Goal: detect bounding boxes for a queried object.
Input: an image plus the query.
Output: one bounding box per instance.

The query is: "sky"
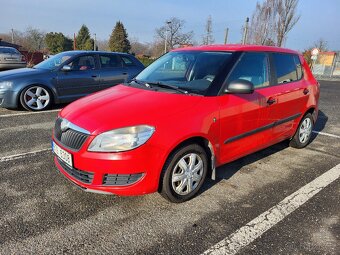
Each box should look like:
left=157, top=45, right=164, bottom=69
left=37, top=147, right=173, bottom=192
left=1, top=0, right=340, bottom=51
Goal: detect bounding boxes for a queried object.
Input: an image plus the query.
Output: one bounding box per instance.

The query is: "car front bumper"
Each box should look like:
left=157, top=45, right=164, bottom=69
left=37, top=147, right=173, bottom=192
left=0, top=90, right=18, bottom=108
left=52, top=137, right=167, bottom=196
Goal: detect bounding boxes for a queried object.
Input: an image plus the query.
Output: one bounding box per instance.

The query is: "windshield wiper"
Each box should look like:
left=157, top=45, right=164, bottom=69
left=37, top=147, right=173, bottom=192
left=145, top=81, right=188, bottom=94
left=129, top=78, right=143, bottom=85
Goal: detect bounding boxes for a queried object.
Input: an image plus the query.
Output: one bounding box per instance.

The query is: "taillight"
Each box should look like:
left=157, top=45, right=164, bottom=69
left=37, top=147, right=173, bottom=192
left=21, top=55, right=26, bottom=62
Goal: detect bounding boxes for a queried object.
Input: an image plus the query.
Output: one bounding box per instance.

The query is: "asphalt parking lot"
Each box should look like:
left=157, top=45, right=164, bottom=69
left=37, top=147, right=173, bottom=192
left=0, top=81, right=339, bottom=254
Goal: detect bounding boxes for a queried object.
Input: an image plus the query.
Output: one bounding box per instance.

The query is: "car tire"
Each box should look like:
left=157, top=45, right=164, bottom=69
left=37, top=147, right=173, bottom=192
left=159, top=144, right=208, bottom=203
left=289, top=113, right=314, bottom=149
left=20, top=85, right=52, bottom=111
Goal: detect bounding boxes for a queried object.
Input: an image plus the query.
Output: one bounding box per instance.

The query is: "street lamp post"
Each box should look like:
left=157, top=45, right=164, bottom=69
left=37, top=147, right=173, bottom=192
left=164, top=21, right=171, bottom=54
left=93, top=33, right=96, bottom=51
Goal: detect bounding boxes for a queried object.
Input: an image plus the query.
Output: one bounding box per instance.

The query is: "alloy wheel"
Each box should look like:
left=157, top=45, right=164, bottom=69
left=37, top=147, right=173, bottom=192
left=23, top=86, right=50, bottom=110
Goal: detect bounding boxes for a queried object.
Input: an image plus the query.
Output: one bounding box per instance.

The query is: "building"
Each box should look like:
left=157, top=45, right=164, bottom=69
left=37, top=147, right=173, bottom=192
left=312, top=51, right=340, bottom=78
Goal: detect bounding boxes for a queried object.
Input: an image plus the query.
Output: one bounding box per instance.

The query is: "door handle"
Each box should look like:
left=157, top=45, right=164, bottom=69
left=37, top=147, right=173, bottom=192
left=91, top=75, right=97, bottom=78
left=303, top=88, right=309, bottom=95
left=267, top=97, right=276, bottom=105
left=122, top=72, right=128, bottom=75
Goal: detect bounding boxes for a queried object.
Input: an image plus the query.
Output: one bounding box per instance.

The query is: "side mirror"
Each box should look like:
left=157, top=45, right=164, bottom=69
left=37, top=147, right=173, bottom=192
left=224, top=79, right=254, bottom=94
left=61, top=65, right=71, bottom=71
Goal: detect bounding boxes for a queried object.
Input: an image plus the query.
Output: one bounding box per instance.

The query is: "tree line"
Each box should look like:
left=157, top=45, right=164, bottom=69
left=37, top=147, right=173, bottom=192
left=0, top=18, right=194, bottom=58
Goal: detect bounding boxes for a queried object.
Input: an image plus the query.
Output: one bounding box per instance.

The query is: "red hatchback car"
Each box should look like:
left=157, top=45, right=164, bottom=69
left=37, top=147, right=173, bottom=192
left=52, top=45, right=319, bottom=202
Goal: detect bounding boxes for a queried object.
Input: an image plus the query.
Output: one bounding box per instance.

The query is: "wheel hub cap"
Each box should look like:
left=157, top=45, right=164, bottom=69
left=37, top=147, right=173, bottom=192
left=171, top=153, right=204, bottom=196
left=299, top=118, right=312, bottom=143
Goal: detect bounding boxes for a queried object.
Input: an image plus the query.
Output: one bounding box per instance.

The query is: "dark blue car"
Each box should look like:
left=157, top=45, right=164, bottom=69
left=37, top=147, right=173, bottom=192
left=0, top=51, right=144, bottom=111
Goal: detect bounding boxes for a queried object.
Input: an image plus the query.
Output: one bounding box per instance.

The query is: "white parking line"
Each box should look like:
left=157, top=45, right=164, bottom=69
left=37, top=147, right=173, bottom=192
left=0, top=109, right=60, bottom=118
left=202, top=163, right=340, bottom=255
left=312, top=131, right=340, bottom=139
left=0, top=148, right=51, bottom=162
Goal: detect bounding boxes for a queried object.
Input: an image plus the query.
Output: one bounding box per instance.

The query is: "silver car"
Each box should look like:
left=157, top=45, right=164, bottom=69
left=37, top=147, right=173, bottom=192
left=0, top=47, right=26, bottom=70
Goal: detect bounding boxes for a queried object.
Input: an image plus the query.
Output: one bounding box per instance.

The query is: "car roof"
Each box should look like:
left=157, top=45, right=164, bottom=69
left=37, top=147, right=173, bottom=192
left=63, top=50, right=133, bottom=56
left=0, top=46, right=18, bottom=49
left=172, top=44, right=300, bottom=55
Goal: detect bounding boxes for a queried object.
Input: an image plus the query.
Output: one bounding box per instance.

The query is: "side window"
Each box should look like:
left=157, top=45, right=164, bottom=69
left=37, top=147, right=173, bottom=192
left=67, top=55, right=96, bottom=71
left=121, top=56, right=136, bottom=66
left=228, top=52, right=269, bottom=88
left=100, top=55, right=123, bottom=68
left=293, top=55, right=303, bottom=79
left=273, top=53, right=298, bottom=83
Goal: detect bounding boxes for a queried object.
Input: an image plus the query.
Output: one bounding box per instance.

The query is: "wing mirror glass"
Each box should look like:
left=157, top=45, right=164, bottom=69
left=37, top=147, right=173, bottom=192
left=61, top=65, right=71, bottom=71
left=224, top=79, right=254, bottom=94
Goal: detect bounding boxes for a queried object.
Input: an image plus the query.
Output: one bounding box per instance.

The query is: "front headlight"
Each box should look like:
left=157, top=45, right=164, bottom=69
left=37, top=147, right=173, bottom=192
left=88, top=125, right=155, bottom=152
left=0, top=81, right=12, bottom=90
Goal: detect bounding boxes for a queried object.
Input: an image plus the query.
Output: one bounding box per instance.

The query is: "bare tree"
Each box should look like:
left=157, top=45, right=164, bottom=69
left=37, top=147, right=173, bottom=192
left=155, top=17, right=194, bottom=50
left=202, top=15, right=214, bottom=45
left=248, top=1, right=276, bottom=45
left=248, top=0, right=300, bottom=47
left=130, top=37, right=152, bottom=56
left=96, top=39, right=109, bottom=51
left=275, top=0, right=300, bottom=47
left=303, top=38, right=329, bottom=66
left=313, top=38, right=328, bottom=52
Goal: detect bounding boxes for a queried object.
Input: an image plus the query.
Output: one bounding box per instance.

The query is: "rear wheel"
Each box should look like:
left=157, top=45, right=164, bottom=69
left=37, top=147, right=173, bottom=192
left=289, top=113, right=314, bottom=148
left=159, top=144, right=208, bottom=203
left=20, top=85, right=52, bottom=111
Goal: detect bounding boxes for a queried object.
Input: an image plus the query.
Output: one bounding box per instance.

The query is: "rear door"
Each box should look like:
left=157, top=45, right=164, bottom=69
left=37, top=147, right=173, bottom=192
left=260, top=53, right=307, bottom=144
left=98, top=54, right=128, bottom=90
left=56, top=54, right=101, bottom=100
left=219, top=52, right=271, bottom=163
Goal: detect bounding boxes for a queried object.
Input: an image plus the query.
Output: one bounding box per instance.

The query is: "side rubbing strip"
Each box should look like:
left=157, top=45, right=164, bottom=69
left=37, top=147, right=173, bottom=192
left=224, top=113, right=301, bottom=144
left=274, top=113, right=301, bottom=126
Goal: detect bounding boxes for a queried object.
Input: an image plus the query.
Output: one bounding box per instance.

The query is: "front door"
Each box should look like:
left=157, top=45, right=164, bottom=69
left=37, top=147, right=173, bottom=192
left=56, top=55, right=100, bottom=101
left=219, top=52, right=271, bottom=164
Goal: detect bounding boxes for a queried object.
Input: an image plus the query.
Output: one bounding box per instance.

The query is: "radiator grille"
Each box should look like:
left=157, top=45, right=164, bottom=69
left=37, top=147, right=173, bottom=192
left=54, top=118, right=89, bottom=150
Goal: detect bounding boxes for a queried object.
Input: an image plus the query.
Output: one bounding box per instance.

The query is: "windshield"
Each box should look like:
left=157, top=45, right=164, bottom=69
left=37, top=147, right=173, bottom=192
left=34, top=52, right=76, bottom=70
left=134, top=51, right=233, bottom=94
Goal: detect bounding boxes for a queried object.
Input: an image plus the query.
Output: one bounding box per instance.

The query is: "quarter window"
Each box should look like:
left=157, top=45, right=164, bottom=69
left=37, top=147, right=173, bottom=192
left=273, top=53, right=298, bottom=83
left=121, top=56, right=136, bottom=66
left=293, top=55, right=303, bottom=79
left=227, top=52, right=269, bottom=88
left=100, top=55, right=123, bottom=68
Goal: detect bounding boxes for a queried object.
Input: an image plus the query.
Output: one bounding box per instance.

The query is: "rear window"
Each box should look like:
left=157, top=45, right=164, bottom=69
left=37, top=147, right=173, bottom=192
left=273, top=53, right=300, bottom=83
left=100, top=55, right=123, bottom=68
left=0, top=47, right=20, bottom=54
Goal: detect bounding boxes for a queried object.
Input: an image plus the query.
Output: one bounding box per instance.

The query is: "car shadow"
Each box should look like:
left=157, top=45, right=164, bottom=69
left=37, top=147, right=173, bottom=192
left=200, top=141, right=289, bottom=194
left=310, top=110, right=328, bottom=142
left=5, top=103, right=68, bottom=112
left=199, top=110, right=328, bottom=194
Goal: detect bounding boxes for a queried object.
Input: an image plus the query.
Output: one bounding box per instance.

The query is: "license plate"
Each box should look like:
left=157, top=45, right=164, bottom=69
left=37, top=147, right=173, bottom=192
left=52, top=141, right=73, bottom=168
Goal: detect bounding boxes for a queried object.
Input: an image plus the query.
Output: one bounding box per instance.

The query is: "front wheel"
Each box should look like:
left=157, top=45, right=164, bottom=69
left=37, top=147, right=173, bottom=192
left=289, top=113, right=314, bottom=148
left=159, top=144, right=208, bottom=203
left=20, top=85, right=52, bottom=111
